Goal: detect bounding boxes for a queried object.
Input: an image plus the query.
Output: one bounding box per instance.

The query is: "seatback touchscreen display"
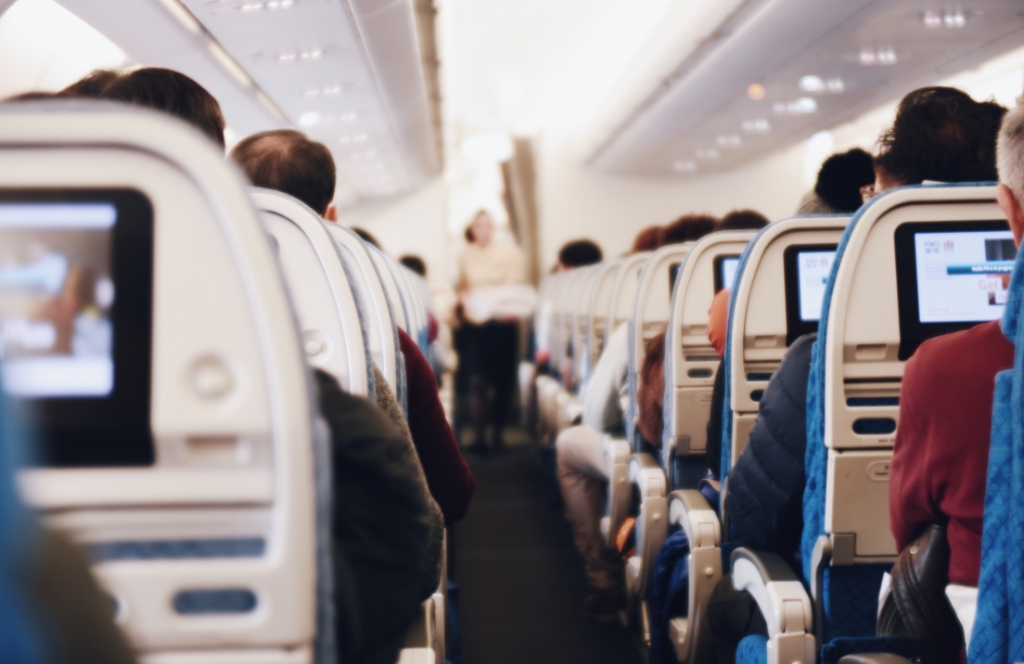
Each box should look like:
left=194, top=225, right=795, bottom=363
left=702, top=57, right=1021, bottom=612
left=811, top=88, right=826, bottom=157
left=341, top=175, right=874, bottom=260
left=0, top=190, right=154, bottom=466
left=895, top=220, right=1013, bottom=360
left=783, top=244, right=837, bottom=345
left=714, top=255, right=740, bottom=293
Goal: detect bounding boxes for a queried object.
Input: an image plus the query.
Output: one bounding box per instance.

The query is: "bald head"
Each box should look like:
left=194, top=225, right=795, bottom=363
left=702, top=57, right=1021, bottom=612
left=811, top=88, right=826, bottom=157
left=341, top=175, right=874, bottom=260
left=230, top=129, right=336, bottom=215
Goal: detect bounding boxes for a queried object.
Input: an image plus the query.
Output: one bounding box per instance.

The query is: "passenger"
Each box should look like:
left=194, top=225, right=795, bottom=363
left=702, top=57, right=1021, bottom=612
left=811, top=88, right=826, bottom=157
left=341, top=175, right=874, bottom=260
left=400, top=254, right=427, bottom=277
left=716, top=209, right=770, bottom=231
left=661, top=213, right=717, bottom=244
left=457, top=210, right=526, bottom=455
left=59, top=69, right=119, bottom=98
left=230, top=129, right=474, bottom=522
left=706, top=86, right=1007, bottom=663
left=797, top=148, right=875, bottom=213
left=887, top=97, right=1019, bottom=590
left=228, top=130, right=449, bottom=662
left=99, top=68, right=226, bottom=149
left=556, top=239, right=603, bottom=271
left=556, top=218, right=715, bottom=622
left=352, top=227, right=381, bottom=248
left=631, top=225, right=663, bottom=253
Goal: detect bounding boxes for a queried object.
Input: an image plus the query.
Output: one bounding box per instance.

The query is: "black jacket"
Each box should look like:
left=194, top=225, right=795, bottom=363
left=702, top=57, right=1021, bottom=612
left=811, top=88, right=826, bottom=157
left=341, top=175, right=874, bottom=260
left=725, top=334, right=815, bottom=562
left=315, top=370, right=434, bottom=664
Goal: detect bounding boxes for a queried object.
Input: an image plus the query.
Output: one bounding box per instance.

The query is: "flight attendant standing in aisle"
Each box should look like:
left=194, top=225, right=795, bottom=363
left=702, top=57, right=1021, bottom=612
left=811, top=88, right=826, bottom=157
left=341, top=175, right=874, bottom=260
left=457, top=210, right=527, bottom=455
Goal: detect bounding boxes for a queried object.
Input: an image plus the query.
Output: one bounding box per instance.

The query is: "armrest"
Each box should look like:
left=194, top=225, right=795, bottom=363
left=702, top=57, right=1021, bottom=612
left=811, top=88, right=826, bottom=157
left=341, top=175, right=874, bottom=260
left=836, top=656, right=913, bottom=664
left=602, top=434, right=631, bottom=466
left=395, top=648, right=435, bottom=664
left=730, top=548, right=816, bottom=664
left=629, top=452, right=667, bottom=499
left=668, top=490, right=720, bottom=550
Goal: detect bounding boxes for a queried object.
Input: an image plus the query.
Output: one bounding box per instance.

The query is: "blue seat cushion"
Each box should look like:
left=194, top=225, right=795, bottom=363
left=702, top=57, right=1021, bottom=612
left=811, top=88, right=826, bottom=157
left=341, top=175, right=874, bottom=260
left=735, top=634, right=768, bottom=664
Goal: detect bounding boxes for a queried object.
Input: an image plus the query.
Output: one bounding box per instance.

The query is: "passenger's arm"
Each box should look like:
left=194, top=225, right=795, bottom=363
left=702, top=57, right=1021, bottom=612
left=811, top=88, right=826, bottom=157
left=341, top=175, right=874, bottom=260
left=397, top=329, right=476, bottom=523
left=888, top=355, right=940, bottom=553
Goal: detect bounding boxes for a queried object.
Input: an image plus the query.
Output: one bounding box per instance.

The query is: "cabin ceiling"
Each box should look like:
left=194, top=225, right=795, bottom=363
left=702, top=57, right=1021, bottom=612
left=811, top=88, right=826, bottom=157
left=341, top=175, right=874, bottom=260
left=54, top=0, right=441, bottom=205
left=589, top=0, right=1024, bottom=177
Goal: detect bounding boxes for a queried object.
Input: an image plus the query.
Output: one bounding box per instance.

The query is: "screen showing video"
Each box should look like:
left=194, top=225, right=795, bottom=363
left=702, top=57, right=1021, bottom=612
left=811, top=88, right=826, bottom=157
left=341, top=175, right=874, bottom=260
left=913, top=230, right=1016, bottom=323
left=0, top=203, right=115, bottom=398
left=796, top=250, right=835, bottom=322
left=717, top=256, right=739, bottom=293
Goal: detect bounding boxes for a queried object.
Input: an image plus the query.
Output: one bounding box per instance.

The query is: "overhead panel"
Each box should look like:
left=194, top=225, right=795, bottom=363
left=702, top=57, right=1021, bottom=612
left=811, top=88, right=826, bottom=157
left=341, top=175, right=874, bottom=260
left=590, top=0, right=1024, bottom=177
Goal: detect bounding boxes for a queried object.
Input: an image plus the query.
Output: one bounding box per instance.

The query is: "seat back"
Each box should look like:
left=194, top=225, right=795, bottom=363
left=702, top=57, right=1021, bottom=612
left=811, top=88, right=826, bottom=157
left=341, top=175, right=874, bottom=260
left=0, top=103, right=319, bottom=661
left=720, top=216, right=849, bottom=482
left=570, top=266, right=601, bottom=391
left=367, top=245, right=411, bottom=334
left=663, top=231, right=754, bottom=484
left=605, top=251, right=651, bottom=349
left=553, top=268, right=587, bottom=385
left=627, top=244, right=691, bottom=449
left=583, top=258, right=624, bottom=386
left=804, top=184, right=1005, bottom=642
left=252, top=189, right=371, bottom=397
left=324, top=224, right=403, bottom=393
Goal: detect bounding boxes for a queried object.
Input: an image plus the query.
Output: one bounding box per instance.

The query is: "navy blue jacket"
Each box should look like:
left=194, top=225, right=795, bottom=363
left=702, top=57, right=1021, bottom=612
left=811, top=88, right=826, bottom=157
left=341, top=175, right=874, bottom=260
left=725, top=334, right=815, bottom=562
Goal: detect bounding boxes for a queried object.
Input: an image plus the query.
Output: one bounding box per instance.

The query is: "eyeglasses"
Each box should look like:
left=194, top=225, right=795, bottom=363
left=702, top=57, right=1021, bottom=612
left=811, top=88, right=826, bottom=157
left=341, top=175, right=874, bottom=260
left=860, top=184, right=877, bottom=204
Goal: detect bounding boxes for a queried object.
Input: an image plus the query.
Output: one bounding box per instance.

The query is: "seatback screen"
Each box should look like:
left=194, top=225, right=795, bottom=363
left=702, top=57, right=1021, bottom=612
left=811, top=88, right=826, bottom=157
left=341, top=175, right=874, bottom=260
left=0, top=190, right=154, bottom=467
left=783, top=244, right=837, bottom=346
left=895, top=220, right=1013, bottom=360
left=714, top=255, right=740, bottom=293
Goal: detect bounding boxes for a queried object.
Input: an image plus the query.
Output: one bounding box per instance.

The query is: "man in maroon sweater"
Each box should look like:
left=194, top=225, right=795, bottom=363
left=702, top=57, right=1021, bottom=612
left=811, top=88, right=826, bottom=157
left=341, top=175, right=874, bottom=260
left=889, top=96, right=1024, bottom=587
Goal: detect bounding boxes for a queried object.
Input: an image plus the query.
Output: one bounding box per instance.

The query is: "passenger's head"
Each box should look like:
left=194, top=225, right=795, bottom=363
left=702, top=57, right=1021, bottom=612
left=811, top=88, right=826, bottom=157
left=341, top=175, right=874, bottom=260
left=352, top=227, right=380, bottom=249
left=60, top=69, right=120, bottom=99
left=230, top=129, right=337, bottom=217
left=996, top=102, right=1024, bottom=248
left=661, top=214, right=718, bottom=245
left=874, top=87, right=1006, bottom=194
left=466, top=210, right=495, bottom=247
left=631, top=225, right=663, bottom=253
left=400, top=255, right=427, bottom=277
left=814, top=148, right=875, bottom=212
left=556, top=240, right=602, bottom=271
left=101, top=68, right=226, bottom=149
left=717, top=209, right=770, bottom=231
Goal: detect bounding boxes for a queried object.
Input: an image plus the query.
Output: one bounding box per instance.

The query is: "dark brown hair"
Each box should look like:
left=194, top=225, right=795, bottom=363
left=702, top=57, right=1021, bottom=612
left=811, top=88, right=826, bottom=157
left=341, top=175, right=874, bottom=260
left=61, top=69, right=120, bottom=99
left=661, top=214, right=718, bottom=245
left=230, top=129, right=336, bottom=215
left=717, top=209, right=770, bottom=231
left=631, top=226, right=663, bottom=253
left=102, top=68, right=225, bottom=148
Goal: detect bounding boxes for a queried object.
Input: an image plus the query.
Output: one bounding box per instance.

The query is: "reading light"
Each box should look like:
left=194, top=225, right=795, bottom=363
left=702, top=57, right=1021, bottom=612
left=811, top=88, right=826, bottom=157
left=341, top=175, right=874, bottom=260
left=774, top=97, right=817, bottom=115
left=298, top=111, right=321, bottom=127
left=672, top=160, right=697, bottom=173
left=943, top=11, right=966, bottom=28
left=859, top=48, right=897, bottom=66
left=742, top=119, right=771, bottom=134
left=799, top=75, right=824, bottom=93
left=747, top=83, right=766, bottom=100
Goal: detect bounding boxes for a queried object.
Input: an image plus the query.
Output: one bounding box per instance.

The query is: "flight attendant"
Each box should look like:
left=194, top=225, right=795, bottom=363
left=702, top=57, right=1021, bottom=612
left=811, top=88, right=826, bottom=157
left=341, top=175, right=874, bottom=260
left=457, top=210, right=526, bottom=454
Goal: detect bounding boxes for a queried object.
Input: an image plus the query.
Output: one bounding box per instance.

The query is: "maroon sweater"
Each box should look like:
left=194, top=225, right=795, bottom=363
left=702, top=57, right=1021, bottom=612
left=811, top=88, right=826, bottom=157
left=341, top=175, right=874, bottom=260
left=889, top=320, right=1013, bottom=586
left=397, top=329, right=475, bottom=523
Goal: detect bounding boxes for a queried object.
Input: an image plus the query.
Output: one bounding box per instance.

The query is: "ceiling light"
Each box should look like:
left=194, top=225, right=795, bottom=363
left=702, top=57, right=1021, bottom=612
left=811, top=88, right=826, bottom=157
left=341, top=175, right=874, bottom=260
left=826, top=78, right=845, bottom=93
left=305, top=88, right=320, bottom=98
left=943, top=11, right=966, bottom=28
left=774, top=97, right=817, bottom=115
left=696, top=148, right=719, bottom=160
left=747, top=83, right=766, bottom=101
left=298, top=111, right=321, bottom=127
left=716, top=135, right=742, bottom=148
left=278, top=51, right=297, bottom=62
left=672, top=160, right=697, bottom=173
left=799, top=75, right=825, bottom=93
left=742, top=119, right=771, bottom=134
left=323, top=85, right=342, bottom=96
left=859, top=48, right=897, bottom=66
left=241, top=2, right=263, bottom=12
left=340, top=112, right=357, bottom=122
left=922, top=10, right=943, bottom=28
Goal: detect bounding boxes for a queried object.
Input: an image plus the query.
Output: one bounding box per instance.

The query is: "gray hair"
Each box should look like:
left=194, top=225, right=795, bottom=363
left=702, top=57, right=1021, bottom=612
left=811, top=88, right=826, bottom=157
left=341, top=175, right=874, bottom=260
left=997, top=99, right=1024, bottom=201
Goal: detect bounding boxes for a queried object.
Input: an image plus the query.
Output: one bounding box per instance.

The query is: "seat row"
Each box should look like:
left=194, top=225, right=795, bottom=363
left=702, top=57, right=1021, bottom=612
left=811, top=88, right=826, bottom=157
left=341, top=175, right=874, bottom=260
left=0, top=102, right=443, bottom=663
left=535, top=182, right=1016, bottom=663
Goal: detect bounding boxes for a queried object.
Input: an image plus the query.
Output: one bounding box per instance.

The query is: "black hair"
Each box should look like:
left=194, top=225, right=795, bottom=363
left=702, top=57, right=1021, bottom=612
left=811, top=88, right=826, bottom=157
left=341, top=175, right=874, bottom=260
left=400, top=255, right=427, bottom=277
left=230, top=129, right=336, bottom=215
left=101, top=68, right=226, bottom=148
left=812, top=148, right=876, bottom=212
left=352, top=227, right=380, bottom=248
left=717, top=209, right=770, bottom=231
left=558, top=240, right=603, bottom=267
left=875, top=87, right=1006, bottom=186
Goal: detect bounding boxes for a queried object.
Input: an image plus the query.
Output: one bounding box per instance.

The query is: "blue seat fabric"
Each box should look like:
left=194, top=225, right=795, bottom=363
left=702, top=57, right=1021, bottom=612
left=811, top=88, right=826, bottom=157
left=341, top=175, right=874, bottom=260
left=649, top=530, right=691, bottom=664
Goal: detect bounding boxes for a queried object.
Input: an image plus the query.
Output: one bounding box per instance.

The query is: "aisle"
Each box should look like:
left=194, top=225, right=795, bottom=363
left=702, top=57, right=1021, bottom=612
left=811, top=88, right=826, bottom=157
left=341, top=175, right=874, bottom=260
left=452, top=439, right=645, bottom=664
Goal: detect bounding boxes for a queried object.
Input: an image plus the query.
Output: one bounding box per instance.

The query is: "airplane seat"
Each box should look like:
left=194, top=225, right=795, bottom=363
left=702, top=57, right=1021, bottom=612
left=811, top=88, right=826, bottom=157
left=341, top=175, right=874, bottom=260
left=583, top=258, right=625, bottom=389
left=735, top=184, right=1006, bottom=664
left=622, top=243, right=692, bottom=642
left=250, top=188, right=372, bottom=398
left=0, top=102, right=321, bottom=663
left=646, top=230, right=753, bottom=664
left=559, top=265, right=601, bottom=431
left=552, top=269, right=591, bottom=436
left=599, top=251, right=651, bottom=548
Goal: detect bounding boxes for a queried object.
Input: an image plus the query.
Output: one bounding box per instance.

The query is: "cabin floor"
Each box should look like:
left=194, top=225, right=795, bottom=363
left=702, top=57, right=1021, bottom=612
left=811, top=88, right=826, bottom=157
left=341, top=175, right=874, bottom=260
left=452, top=429, right=645, bottom=664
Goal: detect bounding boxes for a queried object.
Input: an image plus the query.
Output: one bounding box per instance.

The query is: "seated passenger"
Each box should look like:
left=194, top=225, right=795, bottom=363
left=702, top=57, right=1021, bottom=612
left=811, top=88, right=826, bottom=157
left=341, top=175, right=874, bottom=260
left=796, top=148, right=875, bottom=214
left=556, top=215, right=716, bottom=622
left=706, top=86, right=1007, bottom=663
left=230, top=129, right=475, bottom=523
left=889, top=94, right=1016, bottom=590
left=556, top=239, right=603, bottom=271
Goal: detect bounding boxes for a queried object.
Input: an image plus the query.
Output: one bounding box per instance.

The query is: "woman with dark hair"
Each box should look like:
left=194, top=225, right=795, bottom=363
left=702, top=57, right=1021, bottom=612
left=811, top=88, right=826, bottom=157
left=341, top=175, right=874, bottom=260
left=457, top=210, right=525, bottom=454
